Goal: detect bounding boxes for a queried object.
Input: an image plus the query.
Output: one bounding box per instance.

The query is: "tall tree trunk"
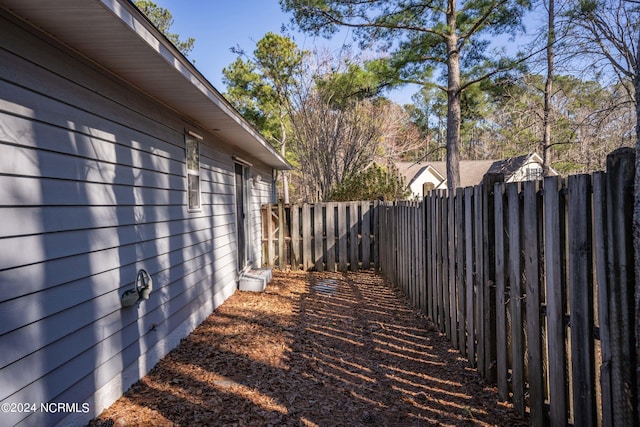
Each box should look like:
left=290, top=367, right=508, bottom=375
left=445, top=0, right=461, bottom=189
left=634, top=26, right=640, bottom=420
left=542, top=0, right=554, bottom=176
left=280, top=113, right=290, bottom=203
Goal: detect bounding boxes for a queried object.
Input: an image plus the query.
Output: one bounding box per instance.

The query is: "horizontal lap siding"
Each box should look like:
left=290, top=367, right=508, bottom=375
left=0, top=12, right=265, bottom=427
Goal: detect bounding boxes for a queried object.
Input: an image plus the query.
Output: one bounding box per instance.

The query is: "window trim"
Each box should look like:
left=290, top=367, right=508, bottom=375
left=185, top=132, right=202, bottom=213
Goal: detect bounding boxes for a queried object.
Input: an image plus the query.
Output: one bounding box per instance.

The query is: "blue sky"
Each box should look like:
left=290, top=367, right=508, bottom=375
left=153, top=1, right=538, bottom=106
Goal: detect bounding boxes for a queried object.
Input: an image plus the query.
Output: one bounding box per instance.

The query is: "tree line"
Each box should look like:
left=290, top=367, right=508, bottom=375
left=134, top=0, right=638, bottom=204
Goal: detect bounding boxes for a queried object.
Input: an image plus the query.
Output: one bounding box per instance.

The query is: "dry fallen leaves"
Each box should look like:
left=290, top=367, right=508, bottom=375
left=89, top=270, right=527, bottom=427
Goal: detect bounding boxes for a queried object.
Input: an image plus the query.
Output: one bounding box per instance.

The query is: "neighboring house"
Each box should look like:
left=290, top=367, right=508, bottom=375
left=484, top=152, right=557, bottom=183
left=395, top=162, right=445, bottom=199
left=0, top=1, right=289, bottom=426
left=431, top=160, right=498, bottom=190
left=396, top=159, right=495, bottom=197
left=397, top=153, right=554, bottom=197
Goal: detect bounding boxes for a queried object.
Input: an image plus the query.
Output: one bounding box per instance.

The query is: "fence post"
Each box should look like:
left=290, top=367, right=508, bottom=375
left=604, top=147, right=637, bottom=427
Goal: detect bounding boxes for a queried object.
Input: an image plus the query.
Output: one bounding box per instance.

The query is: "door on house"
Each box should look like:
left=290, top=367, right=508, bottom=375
left=235, top=163, right=248, bottom=271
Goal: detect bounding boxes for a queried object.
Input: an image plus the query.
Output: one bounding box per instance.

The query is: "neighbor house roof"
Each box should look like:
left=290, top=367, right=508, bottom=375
left=486, top=153, right=540, bottom=176
left=396, top=160, right=496, bottom=190
left=0, top=0, right=290, bottom=170
left=431, top=160, right=497, bottom=188
left=395, top=162, right=445, bottom=187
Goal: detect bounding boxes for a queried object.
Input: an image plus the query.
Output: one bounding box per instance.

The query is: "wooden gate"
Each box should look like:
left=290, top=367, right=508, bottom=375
left=261, top=201, right=379, bottom=271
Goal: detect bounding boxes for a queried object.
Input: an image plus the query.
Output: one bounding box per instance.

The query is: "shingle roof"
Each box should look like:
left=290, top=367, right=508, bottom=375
left=396, top=160, right=497, bottom=188
left=395, top=162, right=444, bottom=186
left=431, top=160, right=497, bottom=188
left=486, top=154, right=531, bottom=176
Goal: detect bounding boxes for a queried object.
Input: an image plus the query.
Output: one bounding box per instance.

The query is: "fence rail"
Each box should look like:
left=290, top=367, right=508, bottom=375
left=261, top=201, right=378, bottom=271
left=261, top=148, right=638, bottom=426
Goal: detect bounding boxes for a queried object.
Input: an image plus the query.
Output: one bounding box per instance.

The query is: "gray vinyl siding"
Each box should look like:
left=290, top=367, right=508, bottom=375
left=0, top=10, right=273, bottom=427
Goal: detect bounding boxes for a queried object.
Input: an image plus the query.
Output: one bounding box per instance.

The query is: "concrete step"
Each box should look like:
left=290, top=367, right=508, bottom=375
left=238, top=268, right=272, bottom=292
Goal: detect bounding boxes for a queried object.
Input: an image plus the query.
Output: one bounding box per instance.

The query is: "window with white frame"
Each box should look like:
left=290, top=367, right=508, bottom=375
left=525, top=166, right=543, bottom=181
left=185, top=133, right=201, bottom=212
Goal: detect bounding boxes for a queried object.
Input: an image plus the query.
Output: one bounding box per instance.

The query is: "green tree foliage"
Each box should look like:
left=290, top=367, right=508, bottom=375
left=280, top=0, right=531, bottom=189
left=223, top=33, right=307, bottom=202
left=327, top=163, right=410, bottom=201
left=315, top=60, right=387, bottom=108
left=223, top=33, right=306, bottom=148
left=133, top=0, right=195, bottom=57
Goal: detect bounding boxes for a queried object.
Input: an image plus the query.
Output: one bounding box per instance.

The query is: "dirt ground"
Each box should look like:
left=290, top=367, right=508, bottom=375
left=89, top=270, right=526, bottom=427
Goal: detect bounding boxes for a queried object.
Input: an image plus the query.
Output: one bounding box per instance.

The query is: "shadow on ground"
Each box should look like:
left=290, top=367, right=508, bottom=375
left=90, top=270, right=526, bottom=427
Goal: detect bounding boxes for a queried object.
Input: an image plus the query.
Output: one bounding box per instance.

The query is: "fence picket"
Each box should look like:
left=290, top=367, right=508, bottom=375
left=448, top=193, right=457, bottom=344
left=494, top=182, right=508, bottom=401
left=482, top=177, right=499, bottom=384
left=302, top=204, right=312, bottom=270
left=442, top=195, right=450, bottom=337
left=593, top=172, right=613, bottom=427
left=427, top=195, right=434, bottom=322
left=456, top=188, right=466, bottom=357
left=464, top=187, right=475, bottom=365
left=337, top=203, right=346, bottom=271
left=291, top=204, right=300, bottom=269
left=326, top=202, right=336, bottom=272
left=544, top=176, right=568, bottom=426
left=362, top=202, right=371, bottom=269
left=523, top=180, right=544, bottom=426
left=278, top=202, right=285, bottom=268
left=507, top=183, right=525, bottom=416
left=604, top=149, right=636, bottom=426
left=568, top=174, right=596, bottom=427
left=314, top=203, right=324, bottom=271
left=474, top=185, right=485, bottom=377
left=350, top=202, right=359, bottom=271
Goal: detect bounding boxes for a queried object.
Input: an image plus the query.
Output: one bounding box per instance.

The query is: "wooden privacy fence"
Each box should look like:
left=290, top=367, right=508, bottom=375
left=378, top=148, right=638, bottom=426
left=261, top=201, right=379, bottom=271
